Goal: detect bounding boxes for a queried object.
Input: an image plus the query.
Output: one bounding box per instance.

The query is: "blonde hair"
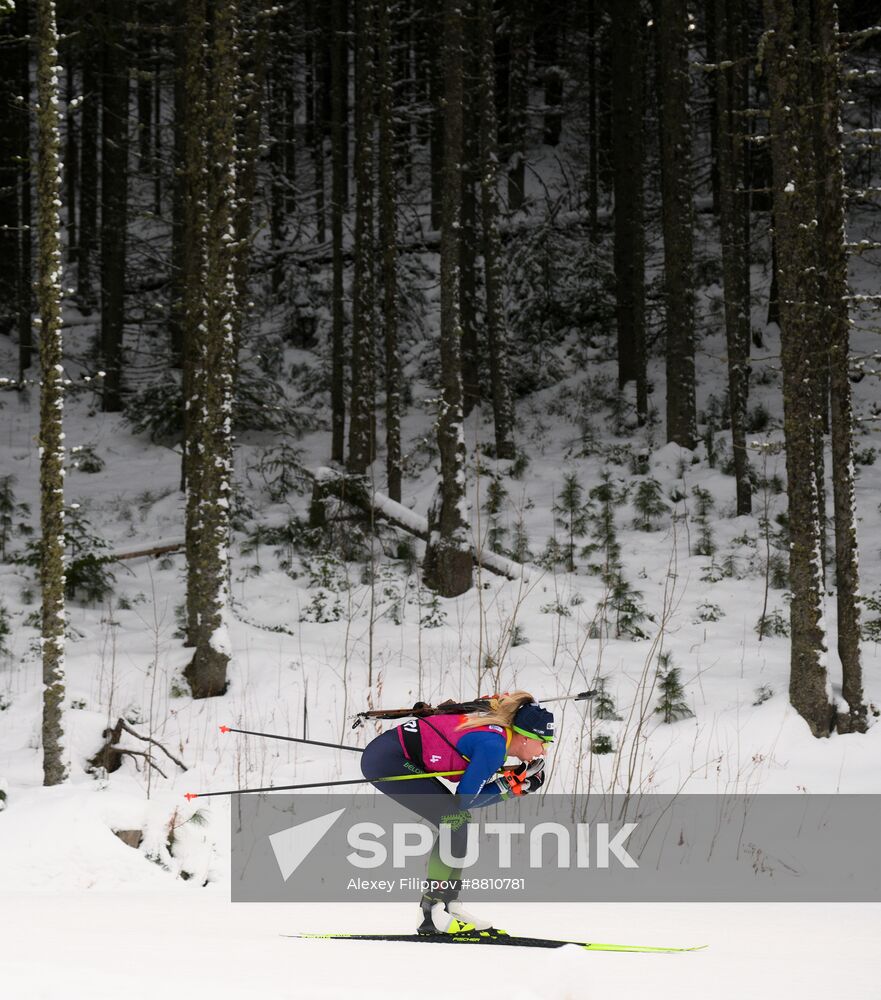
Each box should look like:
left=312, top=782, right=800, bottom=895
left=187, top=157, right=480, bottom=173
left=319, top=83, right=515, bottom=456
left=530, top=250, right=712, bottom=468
left=457, top=690, right=535, bottom=732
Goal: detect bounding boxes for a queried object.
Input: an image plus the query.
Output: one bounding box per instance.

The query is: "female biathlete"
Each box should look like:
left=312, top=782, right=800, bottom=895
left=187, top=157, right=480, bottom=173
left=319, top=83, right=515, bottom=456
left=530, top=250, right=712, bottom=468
left=360, top=691, right=555, bottom=934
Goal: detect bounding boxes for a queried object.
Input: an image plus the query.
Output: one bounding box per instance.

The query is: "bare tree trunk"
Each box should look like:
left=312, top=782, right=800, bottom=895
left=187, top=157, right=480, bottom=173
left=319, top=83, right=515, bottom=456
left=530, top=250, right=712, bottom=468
left=657, top=0, right=697, bottom=450
left=330, top=0, right=348, bottom=464
left=35, top=0, right=68, bottom=786
left=181, top=0, right=207, bottom=617
left=136, top=0, right=153, bottom=170
left=423, top=0, right=472, bottom=598
left=427, top=6, right=444, bottom=231
left=714, top=0, right=752, bottom=513
left=184, top=0, right=238, bottom=700
left=0, top=17, right=17, bottom=335
left=477, top=0, right=515, bottom=460
left=77, top=12, right=98, bottom=310
left=611, top=0, right=647, bottom=423
left=377, top=0, right=402, bottom=502
left=764, top=0, right=834, bottom=738
left=99, top=0, right=129, bottom=413
left=16, top=1, right=32, bottom=377
left=813, top=0, right=866, bottom=734
left=347, top=0, right=377, bottom=474
left=587, top=0, right=600, bottom=239
left=460, top=26, right=481, bottom=417
left=170, top=1, right=186, bottom=368
left=506, top=0, right=528, bottom=212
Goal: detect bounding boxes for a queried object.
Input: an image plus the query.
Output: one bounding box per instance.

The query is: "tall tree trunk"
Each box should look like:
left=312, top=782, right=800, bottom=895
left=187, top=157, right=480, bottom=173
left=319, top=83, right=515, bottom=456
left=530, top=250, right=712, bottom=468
left=657, top=0, right=697, bottom=450
left=477, top=0, right=515, bottom=460
left=427, top=6, right=444, bottom=231
left=764, top=0, right=834, bottom=738
left=35, top=0, right=68, bottom=786
left=136, top=0, right=153, bottom=170
left=377, top=0, right=402, bottom=501
left=16, top=0, right=32, bottom=377
left=423, top=0, right=472, bottom=598
left=170, top=1, right=186, bottom=368
left=99, top=0, right=129, bottom=413
left=310, top=0, right=327, bottom=244
left=184, top=0, right=238, bottom=700
left=715, top=0, right=752, bottom=513
left=347, top=0, right=377, bottom=474
left=77, top=13, right=98, bottom=310
left=330, top=0, right=347, bottom=463
left=587, top=0, right=600, bottom=239
left=611, top=0, right=647, bottom=423
left=182, top=0, right=208, bottom=617
left=153, top=37, right=162, bottom=215
left=0, top=9, right=23, bottom=337
left=460, top=27, right=481, bottom=417
left=506, top=0, right=528, bottom=211
left=704, top=0, right=720, bottom=213
left=535, top=5, right=563, bottom=146
left=813, top=0, right=866, bottom=734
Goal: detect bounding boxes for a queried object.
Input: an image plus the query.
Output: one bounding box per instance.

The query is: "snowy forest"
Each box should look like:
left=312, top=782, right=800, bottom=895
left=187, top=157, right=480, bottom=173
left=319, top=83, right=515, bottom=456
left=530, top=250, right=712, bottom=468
left=1, top=0, right=880, bottom=996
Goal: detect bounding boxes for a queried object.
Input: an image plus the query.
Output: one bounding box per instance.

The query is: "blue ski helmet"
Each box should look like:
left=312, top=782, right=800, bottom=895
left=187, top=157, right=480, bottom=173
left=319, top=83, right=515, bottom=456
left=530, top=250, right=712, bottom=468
left=512, top=702, right=555, bottom=742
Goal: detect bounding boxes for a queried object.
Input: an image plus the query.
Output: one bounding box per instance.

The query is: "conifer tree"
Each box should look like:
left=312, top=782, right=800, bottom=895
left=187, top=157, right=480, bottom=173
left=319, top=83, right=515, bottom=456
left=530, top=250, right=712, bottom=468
left=714, top=0, right=752, bottom=514
left=611, top=0, right=647, bottom=423
left=477, top=0, right=515, bottom=460
left=814, top=0, right=867, bottom=734
left=184, top=0, right=239, bottom=699
left=763, top=0, right=834, bottom=736
left=423, top=0, right=472, bottom=597
left=35, top=0, right=68, bottom=784
left=99, top=0, right=129, bottom=412
left=657, top=0, right=697, bottom=449
left=377, top=0, right=402, bottom=501
left=553, top=473, right=589, bottom=572
left=329, top=0, right=348, bottom=464
left=347, top=0, right=377, bottom=474
left=654, top=653, right=693, bottom=722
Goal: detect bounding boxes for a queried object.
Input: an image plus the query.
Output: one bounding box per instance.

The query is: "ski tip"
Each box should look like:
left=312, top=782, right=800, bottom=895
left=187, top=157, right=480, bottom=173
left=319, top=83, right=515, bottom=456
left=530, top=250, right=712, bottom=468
left=219, top=725, right=230, bottom=734
left=184, top=792, right=199, bottom=801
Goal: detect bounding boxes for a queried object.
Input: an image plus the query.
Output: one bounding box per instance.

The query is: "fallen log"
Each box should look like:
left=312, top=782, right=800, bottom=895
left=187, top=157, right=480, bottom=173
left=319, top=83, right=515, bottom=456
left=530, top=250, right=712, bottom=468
left=308, top=467, right=529, bottom=582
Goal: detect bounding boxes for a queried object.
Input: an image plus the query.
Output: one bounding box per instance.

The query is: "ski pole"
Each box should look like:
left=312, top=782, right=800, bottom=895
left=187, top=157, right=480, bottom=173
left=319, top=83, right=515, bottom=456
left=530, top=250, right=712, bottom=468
left=219, top=724, right=364, bottom=753
left=184, top=769, right=467, bottom=801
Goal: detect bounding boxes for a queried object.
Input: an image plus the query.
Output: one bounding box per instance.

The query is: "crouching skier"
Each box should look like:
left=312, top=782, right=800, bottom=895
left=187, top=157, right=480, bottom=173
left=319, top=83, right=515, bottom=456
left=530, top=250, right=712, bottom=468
left=359, top=690, right=555, bottom=934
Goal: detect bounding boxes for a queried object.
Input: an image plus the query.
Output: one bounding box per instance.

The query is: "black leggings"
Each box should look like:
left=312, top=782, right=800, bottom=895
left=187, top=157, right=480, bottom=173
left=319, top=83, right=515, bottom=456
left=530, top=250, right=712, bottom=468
left=360, top=729, right=469, bottom=898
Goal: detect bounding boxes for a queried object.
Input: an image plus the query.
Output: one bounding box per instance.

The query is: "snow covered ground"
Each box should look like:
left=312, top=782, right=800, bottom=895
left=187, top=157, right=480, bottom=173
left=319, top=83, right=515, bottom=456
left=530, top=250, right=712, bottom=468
left=1, top=891, right=878, bottom=1000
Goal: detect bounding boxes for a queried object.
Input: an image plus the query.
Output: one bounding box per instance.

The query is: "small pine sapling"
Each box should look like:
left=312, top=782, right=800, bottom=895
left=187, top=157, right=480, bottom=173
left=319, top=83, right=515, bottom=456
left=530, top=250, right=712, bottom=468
left=631, top=477, right=669, bottom=531
left=0, top=601, right=10, bottom=656
left=552, top=473, right=589, bottom=572
left=510, top=624, right=529, bottom=646
left=755, top=607, right=789, bottom=639
left=610, top=573, right=652, bottom=640
left=14, top=503, right=115, bottom=604
left=654, top=653, right=693, bottom=722
left=510, top=516, right=532, bottom=563
left=584, top=471, right=622, bottom=581
left=691, top=485, right=716, bottom=556
left=482, top=478, right=509, bottom=552
left=0, top=476, right=32, bottom=561
left=592, top=676, right=621, bottom=720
